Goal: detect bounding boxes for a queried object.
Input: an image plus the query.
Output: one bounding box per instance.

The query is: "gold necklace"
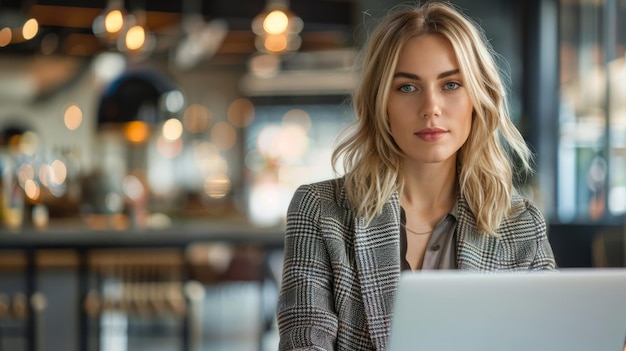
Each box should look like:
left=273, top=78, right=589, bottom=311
left=400, top=222, right=433, bottom=235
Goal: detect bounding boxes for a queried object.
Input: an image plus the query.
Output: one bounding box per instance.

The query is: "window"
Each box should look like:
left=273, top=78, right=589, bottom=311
left=557, top=0, right=626, bottom=223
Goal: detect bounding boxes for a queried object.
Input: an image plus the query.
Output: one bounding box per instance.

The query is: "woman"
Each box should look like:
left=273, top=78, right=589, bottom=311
left=277, top=2, right=556, bottom=350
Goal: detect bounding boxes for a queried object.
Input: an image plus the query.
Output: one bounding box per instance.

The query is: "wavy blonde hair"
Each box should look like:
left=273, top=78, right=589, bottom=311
left=332, top=1, right=533, bottom=236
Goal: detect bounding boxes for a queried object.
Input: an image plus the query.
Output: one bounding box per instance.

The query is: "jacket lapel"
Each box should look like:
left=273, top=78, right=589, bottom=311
left=353, top=192, right=401, bottom=350
left=455, top=195, right=502, bottom=270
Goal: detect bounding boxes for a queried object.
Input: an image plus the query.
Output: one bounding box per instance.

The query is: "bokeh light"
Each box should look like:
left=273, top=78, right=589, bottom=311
left=124, top=121, right=150, bottom=143
left=264, top=34, right=288, bottom=53
left=93, top=52, right=126, bottom=83
left=41, top=33, right=59, bottom=55
left=164, top=90, right=185, bottom=113
left=64, top=104, right=83, bottom=131
left=105, top=9, right=124, bottom=34
left=39, top=164, right=50, bottom=187
left=256, top=122, right=310, bottom=162
left=125, top=25, right=145, bottom=50
left=24, top=180, right=40, bottom=201
left=277, top=124, right=309, bottom=161
left=183, top=104, right=211, bottom=133
left=227, top=98, right=255, bottom=128
left=248, top=183, right=292, bottom=227
left=203, top=173, right=231, bottom=199
left=162, top=118, right=183, bottom=141
left=22, top=18, right=39, bottom=40
left=50, top=159, right=68, bottom=185
left=105, top=192, right=124, bottom=213
left=42, top=161, right=68, bottom=197
left=282, top=109, right=312, bottom=131
left=0, top=28, right=12, bottom=47
left=256, top=125, right=281, bottom=159
left=123, top=174, right=145, bottom=201
left=263, top=10, right=289, bottom=34
left=210, top=122, right=237, bottom=151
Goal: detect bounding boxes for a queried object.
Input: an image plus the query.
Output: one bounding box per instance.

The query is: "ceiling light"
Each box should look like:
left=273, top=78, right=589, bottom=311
left=125, top=24, right=145, bottom=51
left=22, top=18, right=38, bottom=40
left=116, top=11, right=155, bottom=60
left=263, top=10, right=289, bottom=35
left=0, top=27, right=11, bottom=47
left=252, top=0, right=303, bottom=54
left=92, top=0, right=126, bottom=45
left=104, top=9, right=124, bottom=34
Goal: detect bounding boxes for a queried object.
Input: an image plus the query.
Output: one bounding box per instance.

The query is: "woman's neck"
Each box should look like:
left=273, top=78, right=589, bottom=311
left=400, top=160, right=458, bottom=210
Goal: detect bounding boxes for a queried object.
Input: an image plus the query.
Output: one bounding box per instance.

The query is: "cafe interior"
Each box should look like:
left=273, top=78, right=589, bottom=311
left=0, top=0, right=624, bottom=350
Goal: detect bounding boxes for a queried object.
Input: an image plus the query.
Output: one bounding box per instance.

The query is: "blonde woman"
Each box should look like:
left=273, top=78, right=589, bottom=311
left=277, top=1, right=556, bottom=350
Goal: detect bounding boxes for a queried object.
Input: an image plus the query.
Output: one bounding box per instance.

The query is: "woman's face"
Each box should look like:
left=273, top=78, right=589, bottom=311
left=387, top=34, right=473, bottom=167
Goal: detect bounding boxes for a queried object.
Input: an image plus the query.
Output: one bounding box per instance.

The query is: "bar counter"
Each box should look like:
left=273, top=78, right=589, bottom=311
left=0, top=217, right=286, bottom=351
left=0, top=218, right=286, bottom=250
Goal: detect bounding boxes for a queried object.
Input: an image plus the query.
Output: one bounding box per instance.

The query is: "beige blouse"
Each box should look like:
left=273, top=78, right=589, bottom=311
left=400, top=200, right=459, bottom=270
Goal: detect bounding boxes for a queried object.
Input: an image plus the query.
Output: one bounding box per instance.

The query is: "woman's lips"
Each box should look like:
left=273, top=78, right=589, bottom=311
left=415, top=128, right=448, bottom=142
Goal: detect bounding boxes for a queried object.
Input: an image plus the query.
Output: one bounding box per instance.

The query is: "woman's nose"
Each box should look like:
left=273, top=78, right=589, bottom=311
left=420, top=89, right=442, bottom=118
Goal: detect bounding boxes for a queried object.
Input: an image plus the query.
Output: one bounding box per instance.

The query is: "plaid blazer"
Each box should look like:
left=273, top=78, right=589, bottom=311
left=277, top=178, right=556, bottom=351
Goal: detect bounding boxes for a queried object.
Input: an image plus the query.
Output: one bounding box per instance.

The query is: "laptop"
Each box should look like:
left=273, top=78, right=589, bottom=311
left=388, top=269, right=626, bottom=351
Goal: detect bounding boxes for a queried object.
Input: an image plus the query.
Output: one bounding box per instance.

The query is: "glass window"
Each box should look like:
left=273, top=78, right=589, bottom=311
left=607, top=0, right=626, bottom=215
left=557, top=0, right=625, bottom=222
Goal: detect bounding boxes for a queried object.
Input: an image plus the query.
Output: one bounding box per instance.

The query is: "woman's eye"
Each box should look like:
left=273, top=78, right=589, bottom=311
left=444, top=82, right=461, bottom=90
left=399, top=84, right=416, bottom=93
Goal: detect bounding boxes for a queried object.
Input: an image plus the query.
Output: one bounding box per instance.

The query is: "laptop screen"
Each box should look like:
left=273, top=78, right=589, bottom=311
left=388, top=269, right=626, bottom=351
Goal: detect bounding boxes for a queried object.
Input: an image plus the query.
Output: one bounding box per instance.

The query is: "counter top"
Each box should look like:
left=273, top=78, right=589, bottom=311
left=0, top=218, right=286, bottom=249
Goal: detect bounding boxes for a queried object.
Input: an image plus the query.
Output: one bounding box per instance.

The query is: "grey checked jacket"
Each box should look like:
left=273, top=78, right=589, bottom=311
left=277, top=177, right=556, bottom=351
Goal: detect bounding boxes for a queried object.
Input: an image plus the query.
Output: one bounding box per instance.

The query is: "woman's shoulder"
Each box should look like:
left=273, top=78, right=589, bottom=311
left=498, top=194, right=546, bottom=237
left=289, top=177, right=349, bottom=212
left=508, top=194, right=544, bottom=220
left=294, top=177, right=346, bottom=201
left=297, top=177, right=344, bottom=192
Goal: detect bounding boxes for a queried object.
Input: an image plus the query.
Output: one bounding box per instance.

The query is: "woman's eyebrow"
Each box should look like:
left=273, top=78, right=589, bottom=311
left=393, top=69, right=461, bottom=80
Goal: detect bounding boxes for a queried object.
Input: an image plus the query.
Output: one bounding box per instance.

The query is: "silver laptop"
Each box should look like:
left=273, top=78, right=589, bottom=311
left=388, top=269, right=626, bottom=351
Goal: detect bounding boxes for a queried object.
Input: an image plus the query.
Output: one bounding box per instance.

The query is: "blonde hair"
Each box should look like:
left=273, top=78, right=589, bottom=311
left=332, top=1, right=533, bottom=236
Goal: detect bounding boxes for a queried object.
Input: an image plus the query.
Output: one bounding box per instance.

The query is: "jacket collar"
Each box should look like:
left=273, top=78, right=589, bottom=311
left=454, top=194, right=502, bottom=269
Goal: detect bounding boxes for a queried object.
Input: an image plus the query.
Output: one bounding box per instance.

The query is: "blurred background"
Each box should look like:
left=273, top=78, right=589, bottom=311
left=0, top=0, right=624, bottom=350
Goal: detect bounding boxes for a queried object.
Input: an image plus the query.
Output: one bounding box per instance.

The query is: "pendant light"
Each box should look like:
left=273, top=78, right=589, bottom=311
left=251, top=0, right=302, bottom=54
